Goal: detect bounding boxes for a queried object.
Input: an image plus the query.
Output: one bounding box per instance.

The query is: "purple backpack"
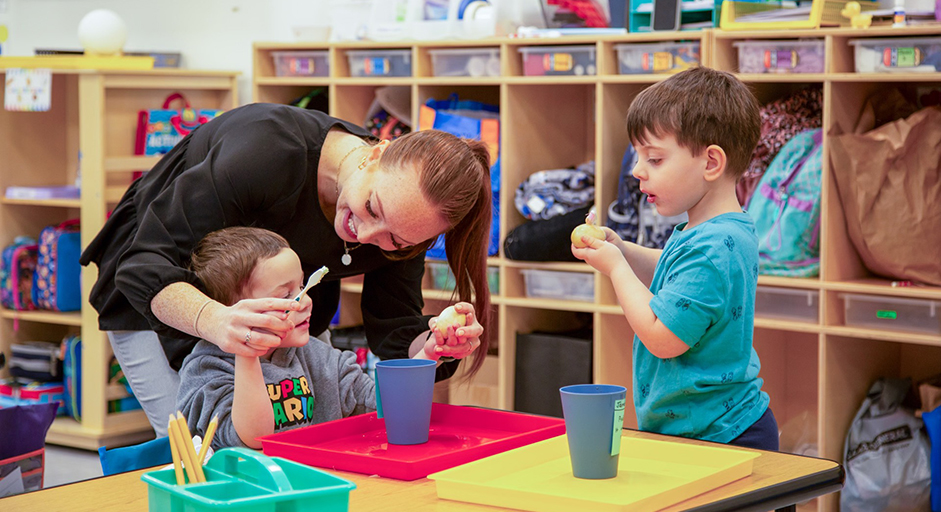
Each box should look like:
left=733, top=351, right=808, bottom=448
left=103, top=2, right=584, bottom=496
left=32, top=219, right=82, bottom=312
left=1, top=236, right=39, bottom=318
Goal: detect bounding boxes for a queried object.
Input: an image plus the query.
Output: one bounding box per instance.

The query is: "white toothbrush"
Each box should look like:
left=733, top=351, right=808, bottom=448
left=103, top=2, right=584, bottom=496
left=285, top=266, right=329, bottom=313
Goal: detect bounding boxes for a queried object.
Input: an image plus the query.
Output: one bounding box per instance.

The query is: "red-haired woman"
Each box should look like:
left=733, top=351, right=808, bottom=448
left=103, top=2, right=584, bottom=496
left=81, top=103, right=492, bottom=437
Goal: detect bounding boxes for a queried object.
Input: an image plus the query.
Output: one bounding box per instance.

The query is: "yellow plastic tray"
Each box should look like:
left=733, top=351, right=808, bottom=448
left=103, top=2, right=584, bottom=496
left=429, top=434, right=759, bottom=512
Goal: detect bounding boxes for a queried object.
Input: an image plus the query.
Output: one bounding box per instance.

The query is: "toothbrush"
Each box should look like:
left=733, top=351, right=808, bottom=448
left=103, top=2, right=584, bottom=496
left=285, top=266, right=329, bottom=314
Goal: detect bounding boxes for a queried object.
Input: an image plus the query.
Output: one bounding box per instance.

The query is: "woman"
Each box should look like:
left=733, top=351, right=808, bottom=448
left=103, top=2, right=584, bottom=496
left=80, top=103, right=492, bottom=437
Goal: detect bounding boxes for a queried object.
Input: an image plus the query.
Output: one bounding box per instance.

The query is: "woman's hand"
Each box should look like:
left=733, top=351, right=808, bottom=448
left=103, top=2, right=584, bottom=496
left=201, top=298, right=301, bottom=356
left=428, top=302, right=482, bottom=360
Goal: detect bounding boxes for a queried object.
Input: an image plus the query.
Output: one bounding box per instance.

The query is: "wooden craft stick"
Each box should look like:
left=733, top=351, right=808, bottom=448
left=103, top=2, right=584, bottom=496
left=175, top=411, right=207, bottom=483
left=168, top=413, right=197, bottom=484
left=168, top=416, right=185, bottom=485
left=197, top=414, right=218, bottom=465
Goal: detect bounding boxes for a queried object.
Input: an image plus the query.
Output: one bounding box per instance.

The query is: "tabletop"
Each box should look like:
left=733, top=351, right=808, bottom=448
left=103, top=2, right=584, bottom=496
left=1, top=429, right=843, bottom=512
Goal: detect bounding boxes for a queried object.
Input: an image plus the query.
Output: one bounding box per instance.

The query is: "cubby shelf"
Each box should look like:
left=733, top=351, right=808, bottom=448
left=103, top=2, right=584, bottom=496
left=0, top=68, right=239, bottom=450
left=251, top=30, right=937, bottom=512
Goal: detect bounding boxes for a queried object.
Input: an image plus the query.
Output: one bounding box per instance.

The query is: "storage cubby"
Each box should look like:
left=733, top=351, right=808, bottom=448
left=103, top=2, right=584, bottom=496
left=255, top=33, right=940, bottom=510
left=0, top=67, right=238, bottom=450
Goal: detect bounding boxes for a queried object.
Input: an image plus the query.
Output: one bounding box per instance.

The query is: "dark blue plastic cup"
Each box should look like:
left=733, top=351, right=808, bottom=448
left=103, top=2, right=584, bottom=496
left=560, top=384, right=628, bottom=479
left=375, top=359, right=437, bottom=445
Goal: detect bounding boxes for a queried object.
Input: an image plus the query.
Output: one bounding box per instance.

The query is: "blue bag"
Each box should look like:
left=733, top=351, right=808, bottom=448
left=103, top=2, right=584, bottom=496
left=419, top=94, right=500, bottom=259
left=924, top=405, right=941, bottom=512
left=747, top=129, right=823, bottom=277
left=99, top=437, right=172, bottom=476
left=32, top=219, right=82, bottom=312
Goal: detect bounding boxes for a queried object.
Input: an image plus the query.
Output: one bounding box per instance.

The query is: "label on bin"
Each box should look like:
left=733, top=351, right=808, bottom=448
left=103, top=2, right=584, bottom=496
left=611, top=398, right=626, bottom=456
left=876, top=309, right=898, bottom=320
left=882, top=47, right=922, bottom=68
left=364, top=57, right=390, bottom=76
left=642, top=52, right=673, bottom=72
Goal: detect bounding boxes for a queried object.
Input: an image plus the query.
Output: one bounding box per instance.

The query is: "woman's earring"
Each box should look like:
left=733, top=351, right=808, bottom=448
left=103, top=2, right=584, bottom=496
left=358, top=155, right=368, bottom=170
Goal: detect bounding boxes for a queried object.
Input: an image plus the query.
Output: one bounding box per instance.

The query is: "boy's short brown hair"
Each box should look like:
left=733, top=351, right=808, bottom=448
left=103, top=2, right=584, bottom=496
left=190, top=227, right=289, bottom=306
left=626, top=67, right=760, bottom=180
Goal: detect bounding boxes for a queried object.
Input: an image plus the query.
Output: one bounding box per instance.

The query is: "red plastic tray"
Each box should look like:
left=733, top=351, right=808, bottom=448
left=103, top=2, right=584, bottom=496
left=257, top=403, right=566, bottom=481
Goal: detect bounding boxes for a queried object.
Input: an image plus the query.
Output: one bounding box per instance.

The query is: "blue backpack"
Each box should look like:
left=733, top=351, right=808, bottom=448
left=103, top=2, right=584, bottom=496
left=747, top=129, right=823, bottom=277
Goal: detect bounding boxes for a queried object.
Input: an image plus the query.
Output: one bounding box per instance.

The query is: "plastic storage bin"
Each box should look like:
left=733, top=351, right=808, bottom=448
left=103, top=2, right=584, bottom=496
left=615, top=41, right=700, bottom=75
left=141, top=447, right=355, bottom=512
left=429, top=262, right=499, bottom=293
left=428, top=261, right=455, bottom=290
left=841, top=293, right=941, bottom=336
left=755, top=286, right=819, bottom=322
left=521, top=269, right=594, bottom=302
left=272, top=50, right=330, bottom=77
left=849, top=37, right=941, bottom=73
left=429, top=47, right=500, bottom=77
left=347, top=49, right=412, bottom=77
left=734, top=40, right=825, bottom=74
left=519, top=45, right=596, bottom=76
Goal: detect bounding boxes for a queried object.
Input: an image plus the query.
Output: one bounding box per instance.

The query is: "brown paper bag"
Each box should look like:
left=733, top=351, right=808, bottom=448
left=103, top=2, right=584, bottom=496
left=829, top=105, right=941, bottom=286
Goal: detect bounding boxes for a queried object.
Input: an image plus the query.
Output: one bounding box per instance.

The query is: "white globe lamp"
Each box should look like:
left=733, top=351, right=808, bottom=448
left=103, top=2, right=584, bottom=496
left=77, top=9, right=127, bottom=56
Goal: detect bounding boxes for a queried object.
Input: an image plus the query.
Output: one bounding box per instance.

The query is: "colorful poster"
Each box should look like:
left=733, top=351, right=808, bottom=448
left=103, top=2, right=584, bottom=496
left=4, top=68, right=51, bottom=112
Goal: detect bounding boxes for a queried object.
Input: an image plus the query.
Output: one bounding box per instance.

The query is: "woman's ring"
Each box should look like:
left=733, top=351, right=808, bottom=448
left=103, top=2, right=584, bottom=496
left=245, top=329, right=253, bottom=344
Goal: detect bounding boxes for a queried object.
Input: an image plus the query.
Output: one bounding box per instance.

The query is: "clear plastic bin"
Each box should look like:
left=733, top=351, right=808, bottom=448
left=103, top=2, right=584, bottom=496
left=429, top=47, right=500, bottom=77
left=347, top=49, right=412, bottom=77
left=841, top=293, right=941, bottom=336
left=272, top=50, right=329, bottom=77
left=428, top=262, right=498, bottom=293
left=519, top=46, right=596, bottom=76
left=521, top=269, right=594, bottom=302
left=615, top=42, right=700, bottom=75
left=755, top=286, right=819, bottom=322
left=428, top=261, right=455, bottom=291
left=734, top=40, right=824, bottom=74
left=849, top=37, right=941, bottom=73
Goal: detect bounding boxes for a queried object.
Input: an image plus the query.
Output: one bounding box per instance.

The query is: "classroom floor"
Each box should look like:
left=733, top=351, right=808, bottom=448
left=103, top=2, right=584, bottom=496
left=43, top=444, right=103, bottom=488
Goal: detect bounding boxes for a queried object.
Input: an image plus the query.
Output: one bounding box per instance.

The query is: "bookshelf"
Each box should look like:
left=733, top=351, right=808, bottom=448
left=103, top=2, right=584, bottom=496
left=0, top=68, right=238, bottom=449
left=246, top=29, right=941, bottom=512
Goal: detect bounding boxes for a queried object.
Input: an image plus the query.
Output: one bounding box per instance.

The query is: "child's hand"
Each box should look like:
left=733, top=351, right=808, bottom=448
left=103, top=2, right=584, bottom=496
left=427, top=302, right=482, bottom=360
left=572, top=234, right=630, bottom=277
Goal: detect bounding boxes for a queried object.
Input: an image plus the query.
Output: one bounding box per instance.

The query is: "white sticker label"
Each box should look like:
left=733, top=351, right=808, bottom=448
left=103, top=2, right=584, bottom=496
left=611, top=398, right=626, bottom=456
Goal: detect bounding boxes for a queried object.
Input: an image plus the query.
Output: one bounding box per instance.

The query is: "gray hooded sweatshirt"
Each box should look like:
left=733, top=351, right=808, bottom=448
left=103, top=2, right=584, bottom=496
left=177, top=337, right=376, bottom=449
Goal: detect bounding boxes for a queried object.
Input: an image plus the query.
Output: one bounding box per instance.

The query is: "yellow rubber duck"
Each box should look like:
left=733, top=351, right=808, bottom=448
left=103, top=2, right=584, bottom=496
left=841, top=1, right=873, bottom=29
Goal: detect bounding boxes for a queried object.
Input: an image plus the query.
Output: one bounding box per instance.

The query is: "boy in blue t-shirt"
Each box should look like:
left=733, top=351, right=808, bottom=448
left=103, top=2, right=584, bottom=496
left=572, top=67, right=777, bottom=450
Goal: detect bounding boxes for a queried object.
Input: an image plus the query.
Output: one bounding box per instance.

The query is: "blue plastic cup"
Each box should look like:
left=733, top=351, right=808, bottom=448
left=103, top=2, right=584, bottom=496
left=560, top=384, right=628, bottom=479
left=375, top=359, right=437, bottom=445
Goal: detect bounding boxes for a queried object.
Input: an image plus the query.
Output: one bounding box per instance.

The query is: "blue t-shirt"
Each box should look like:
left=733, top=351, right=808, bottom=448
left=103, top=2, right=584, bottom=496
left=634, top=212, right=769, bottom=443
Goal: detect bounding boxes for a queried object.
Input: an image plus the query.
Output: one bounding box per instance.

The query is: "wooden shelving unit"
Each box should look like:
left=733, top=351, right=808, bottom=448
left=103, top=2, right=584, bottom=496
left=253, top=29, right=939, bottom=511
left=0, top=67, right=238, bottom=450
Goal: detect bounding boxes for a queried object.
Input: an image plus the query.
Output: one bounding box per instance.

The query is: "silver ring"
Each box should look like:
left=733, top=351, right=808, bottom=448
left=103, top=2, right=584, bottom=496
left=245, top=329, right=253, bottom=344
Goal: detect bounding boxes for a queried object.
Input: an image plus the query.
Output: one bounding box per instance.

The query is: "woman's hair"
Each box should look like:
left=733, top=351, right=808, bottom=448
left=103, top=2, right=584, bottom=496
left=190, top=227, right=290, bottom=306
left=380, top=130, right=493, bottom=378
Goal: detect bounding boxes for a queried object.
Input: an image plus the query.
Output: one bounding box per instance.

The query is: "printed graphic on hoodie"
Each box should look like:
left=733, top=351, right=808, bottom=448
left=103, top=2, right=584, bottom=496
left=267, top=375, right=315, bottom=429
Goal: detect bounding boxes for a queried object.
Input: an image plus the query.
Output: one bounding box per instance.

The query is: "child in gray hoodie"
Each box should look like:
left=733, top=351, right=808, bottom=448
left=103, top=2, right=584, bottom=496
left=177, top=226, right=453, bottom=449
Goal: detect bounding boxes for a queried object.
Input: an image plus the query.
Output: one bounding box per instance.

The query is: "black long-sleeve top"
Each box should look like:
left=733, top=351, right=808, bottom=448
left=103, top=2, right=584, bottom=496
left=81, top=103, right=456, bottom=379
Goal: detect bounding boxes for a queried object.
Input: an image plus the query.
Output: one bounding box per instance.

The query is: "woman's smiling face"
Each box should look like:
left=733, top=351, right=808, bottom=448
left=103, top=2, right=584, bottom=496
left=334, top=159, right=448, bottom=252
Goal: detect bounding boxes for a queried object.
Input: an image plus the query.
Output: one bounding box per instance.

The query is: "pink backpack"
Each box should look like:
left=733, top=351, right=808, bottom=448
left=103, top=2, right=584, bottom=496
left=1, top=237, right=39, bottom=329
